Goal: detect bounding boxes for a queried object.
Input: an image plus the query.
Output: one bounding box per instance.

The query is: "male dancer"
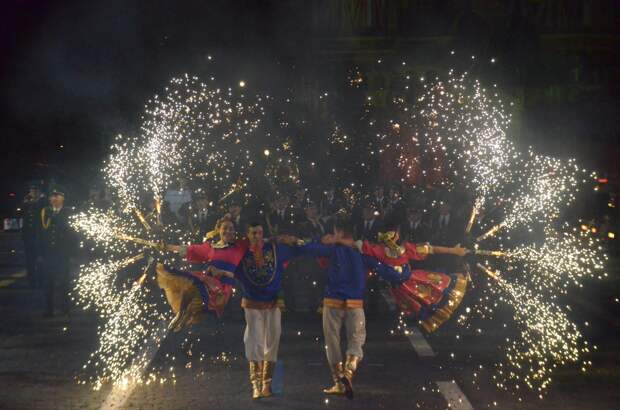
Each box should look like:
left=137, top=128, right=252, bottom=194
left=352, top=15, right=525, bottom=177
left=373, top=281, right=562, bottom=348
left=298, top=219, right=406, bottom=399
left=238, top=222, right=299, bottom=398
left=200, top=221, right=300, bottom=399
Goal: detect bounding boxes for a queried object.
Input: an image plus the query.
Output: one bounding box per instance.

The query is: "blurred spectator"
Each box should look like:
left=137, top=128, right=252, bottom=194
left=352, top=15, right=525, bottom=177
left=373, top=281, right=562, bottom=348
left=371, top=185, right=388, bottom=215
left=228, top=201, right=248, bottom=233
left=430, top=201, right=463, bottom=272
left=292, top=187, right=308, bottom=209
left=85, top=186, right=111, bottom=209
left=179, top=192, right=215, bottom=242
left=355, top=201, right=383, bottom=241
left=298, top=201, right=326, bottom=239
left=164, top=178, right=192, bottom=219
left=432, top=202, right=462, bottom=243
left=385, top=186, right=405, bottom=221
left=144, top=197, right=178, bottom=227
left=21, top=183, right=46, bottom=288
left=401, top=206, right=431, bottom=243
left=269, top=193, right=296, bottom=234
left=291, top=187, right=309, bottom=221
left=320, top=187, right=342, bottom=232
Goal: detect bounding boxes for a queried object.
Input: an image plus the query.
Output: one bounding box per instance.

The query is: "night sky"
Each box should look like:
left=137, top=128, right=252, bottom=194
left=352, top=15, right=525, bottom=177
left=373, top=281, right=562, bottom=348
left=1, top=1, right=618, bottom=205
left=0, top=0, right=311, bottom=198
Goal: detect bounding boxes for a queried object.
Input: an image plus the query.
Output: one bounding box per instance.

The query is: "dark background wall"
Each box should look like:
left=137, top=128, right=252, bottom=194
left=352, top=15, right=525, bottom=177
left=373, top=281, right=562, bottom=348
left=1, top=0, right=618, bottom=211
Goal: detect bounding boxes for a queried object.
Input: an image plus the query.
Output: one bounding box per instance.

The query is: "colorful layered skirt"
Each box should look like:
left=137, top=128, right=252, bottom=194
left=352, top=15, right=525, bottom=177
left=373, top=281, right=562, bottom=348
left=390, top=269, right=467, bottom=333
left=156, top=263, right=233, bottom=326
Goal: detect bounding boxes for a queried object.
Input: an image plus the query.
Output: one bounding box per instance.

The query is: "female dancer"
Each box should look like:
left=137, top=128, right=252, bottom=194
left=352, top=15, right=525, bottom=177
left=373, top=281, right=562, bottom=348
left=331, top=224, right=468, bottom=332
left=157, top=214, right=248, bottom=331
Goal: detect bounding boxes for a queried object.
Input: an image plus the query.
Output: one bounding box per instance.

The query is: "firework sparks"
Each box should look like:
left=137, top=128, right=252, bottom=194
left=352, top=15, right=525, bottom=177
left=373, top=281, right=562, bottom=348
left=504, top=224, right=608, bottom=294
left=71, top=70, right=306, bottom=389
left=389, top=66, right=607, bottom=396
left=476, top=263, right=591, bottom=397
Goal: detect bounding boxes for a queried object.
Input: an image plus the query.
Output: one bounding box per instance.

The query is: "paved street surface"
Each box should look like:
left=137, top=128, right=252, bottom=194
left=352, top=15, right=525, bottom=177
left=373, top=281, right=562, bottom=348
left=1, top=232, right=619, bottom=410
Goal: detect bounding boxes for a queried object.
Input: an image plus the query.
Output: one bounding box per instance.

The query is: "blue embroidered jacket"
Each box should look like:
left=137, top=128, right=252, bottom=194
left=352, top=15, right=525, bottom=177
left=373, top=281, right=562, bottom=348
left=299, top=242, right=402, bottom=302
left=234, top=242, right=299, bottom=302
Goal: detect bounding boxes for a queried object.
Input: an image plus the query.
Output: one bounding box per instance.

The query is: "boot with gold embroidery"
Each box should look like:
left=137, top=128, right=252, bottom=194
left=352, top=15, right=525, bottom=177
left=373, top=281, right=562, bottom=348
left=322, top=362, right=345, bottom=395
left=249, top=361, right=262, bottom=399
left=260, top=361, right=276, bottom=397
left=340, top=355, right=361, bottom=400
left=168, top=292, right=192, bottom=332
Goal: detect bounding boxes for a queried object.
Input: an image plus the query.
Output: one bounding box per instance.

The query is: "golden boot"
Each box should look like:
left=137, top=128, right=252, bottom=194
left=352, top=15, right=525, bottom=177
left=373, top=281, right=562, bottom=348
left=260, top=361, right=276, bottom=397
left=168, top=292, right=193, bottom=332
left=340, top=355, right=361, bottom=400
left=323, top=362, right=345, bottom=395
left=249, top=361, right=262, bottom=399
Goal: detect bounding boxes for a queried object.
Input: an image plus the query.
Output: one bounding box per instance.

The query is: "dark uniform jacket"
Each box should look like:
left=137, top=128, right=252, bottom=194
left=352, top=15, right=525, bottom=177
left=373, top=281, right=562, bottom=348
left=355, top=218, right=383, bottom=242
left=401, top=219, right=431, bottom=243
left=268, top=208, right=297, bottom=235
left=319, top=196, right=342, bottom=232
left=21, top=195, right=46, bottom=242
left=431, top=213, right=463, bottom=246
left=178, top=202, right=215, bottom=241
left=39, top=206, right=76, bottom=262
left=298, top=217, right=327, bottom=240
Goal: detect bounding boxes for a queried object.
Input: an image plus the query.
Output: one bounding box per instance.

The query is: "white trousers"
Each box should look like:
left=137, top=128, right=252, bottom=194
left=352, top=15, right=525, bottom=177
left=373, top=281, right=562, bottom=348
left=243, top=307, right=282, bottom=362
left=322, top=306, right=366, bottom=366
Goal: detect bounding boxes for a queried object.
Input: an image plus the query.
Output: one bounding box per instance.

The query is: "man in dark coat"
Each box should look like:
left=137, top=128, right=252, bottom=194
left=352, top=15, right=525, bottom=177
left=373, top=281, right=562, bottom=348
left=298, top=201, right=327, bottom=239
left=354, top=202, right=383, bottom=242
left=268, top=193, right=297, bottom=235
left=295, top=201, right=327, bottom=312
left=319, top=187, right=342, bottom=233
left=430, top=201, right=463, bottom=273
left=178, top=192, right=215, bottom=242
left=21, top=183, right=46, bottom=288
left=384, top=186, right=405, bottom=222
left=400, top=206, right=431, bottom=243
left=228, top=201, right=249, bottom=234
left=431, top=201, right=463, bottom=246
left=39, top=188, right=76, bottom=316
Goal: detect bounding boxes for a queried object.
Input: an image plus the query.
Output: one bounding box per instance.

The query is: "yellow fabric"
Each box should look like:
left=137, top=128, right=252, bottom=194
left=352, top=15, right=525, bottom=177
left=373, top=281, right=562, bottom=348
left=41, top=208, right=51, bottom=230
left=416, top=243, right=433, bottom=255
left=377, top=231, right=401, bottom=254
left=204, top=228, right=218, bottom=241
left=156, top=263, right=205, bottom=327
left=420, top=273, right=468, bottom=333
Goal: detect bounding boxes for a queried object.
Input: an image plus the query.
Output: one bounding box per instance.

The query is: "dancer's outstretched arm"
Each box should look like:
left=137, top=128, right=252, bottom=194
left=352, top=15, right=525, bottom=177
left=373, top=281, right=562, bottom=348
left=424, top=244, right=468, bottom=257
left=362, top=255, right=410, bottom=284
left=207, top=265, right=235, bottom=279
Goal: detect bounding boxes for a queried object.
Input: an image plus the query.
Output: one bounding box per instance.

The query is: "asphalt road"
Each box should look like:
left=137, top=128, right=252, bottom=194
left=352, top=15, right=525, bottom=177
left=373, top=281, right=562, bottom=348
left=1, top=232, right=619, bottom=410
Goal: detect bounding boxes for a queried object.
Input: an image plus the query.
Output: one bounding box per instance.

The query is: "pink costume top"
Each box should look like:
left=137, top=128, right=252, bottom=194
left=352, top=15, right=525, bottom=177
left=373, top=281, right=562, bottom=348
left=181, top=238, right=249, bottom=316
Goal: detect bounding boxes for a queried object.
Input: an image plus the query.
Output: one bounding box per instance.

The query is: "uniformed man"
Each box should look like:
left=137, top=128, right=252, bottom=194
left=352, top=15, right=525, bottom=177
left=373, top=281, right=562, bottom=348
left=178, top=192, right=215, bottom=242
left=21, top=182, right=46, bottom=288
left=39, top=187, right=76, bottom=317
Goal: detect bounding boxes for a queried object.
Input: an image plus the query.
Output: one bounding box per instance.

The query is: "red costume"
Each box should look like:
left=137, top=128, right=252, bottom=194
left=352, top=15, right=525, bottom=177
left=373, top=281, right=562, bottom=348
left=157, top=239, right=249, bottom=323
left=361, top=241, right=467, bottom=332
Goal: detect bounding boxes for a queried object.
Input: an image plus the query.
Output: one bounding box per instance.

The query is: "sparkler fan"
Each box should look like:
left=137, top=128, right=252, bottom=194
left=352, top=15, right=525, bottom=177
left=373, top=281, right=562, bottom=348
left=401, top=70, right=607, bottom=397
left=70, top=71, right=312, bottom=389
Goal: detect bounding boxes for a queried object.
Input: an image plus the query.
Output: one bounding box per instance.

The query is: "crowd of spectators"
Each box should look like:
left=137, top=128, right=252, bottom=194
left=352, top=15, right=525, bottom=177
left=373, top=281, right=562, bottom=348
left=10, top=175, right=618, bottom=315
left=136, top=182, right=471, bottom=250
